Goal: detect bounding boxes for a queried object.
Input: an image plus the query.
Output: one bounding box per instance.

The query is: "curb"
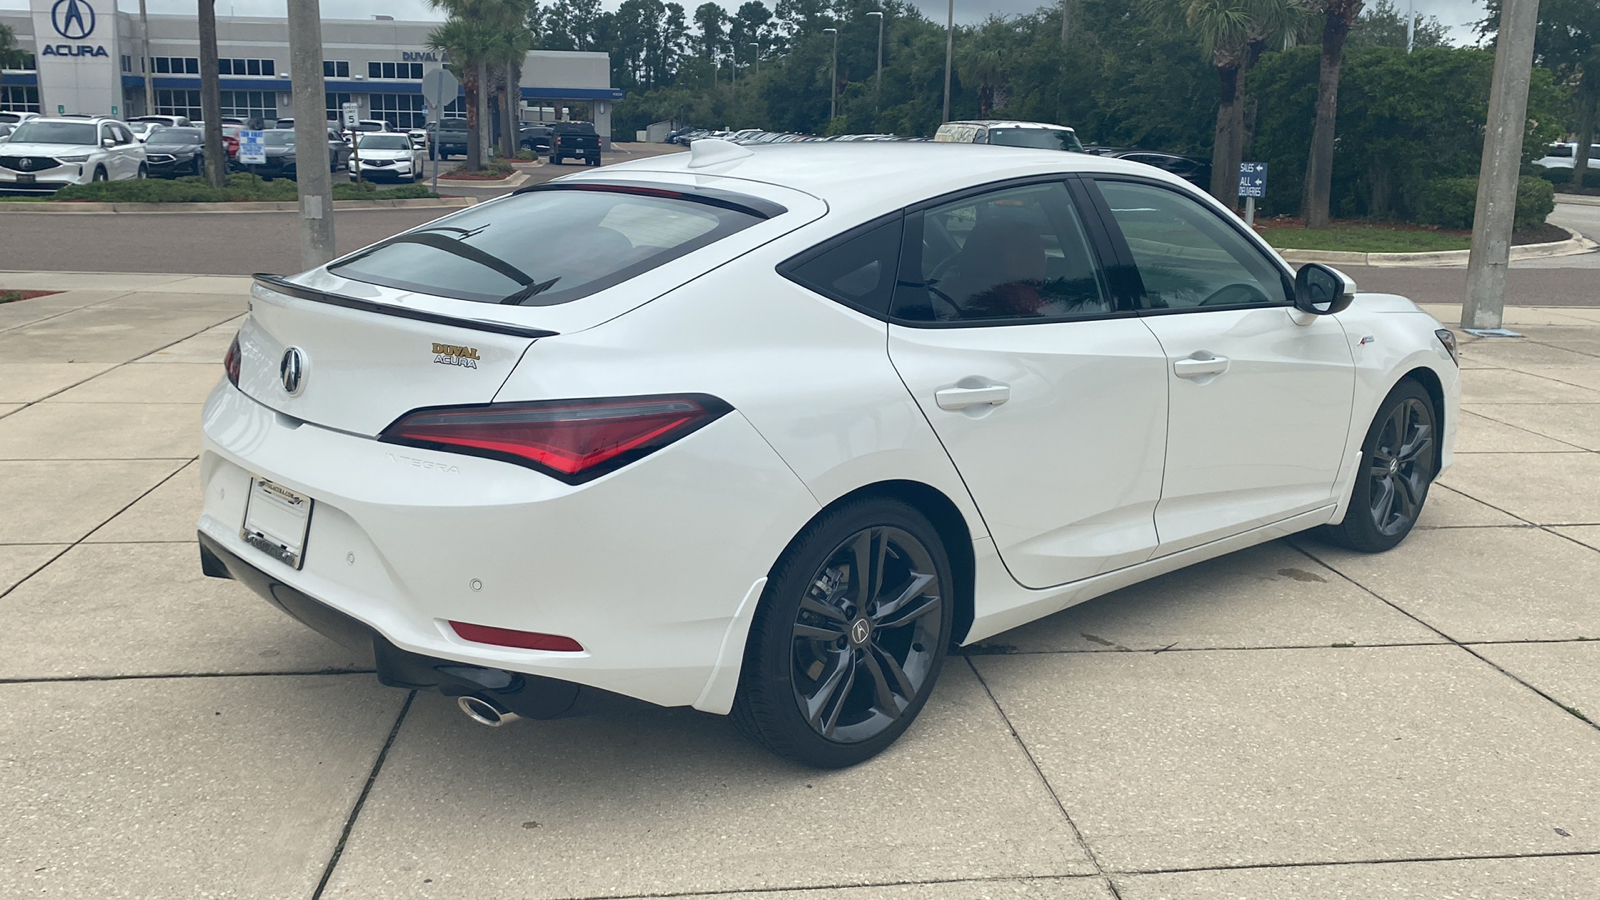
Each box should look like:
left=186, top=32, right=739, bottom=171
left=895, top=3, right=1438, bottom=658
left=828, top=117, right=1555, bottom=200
left=0, top=197, right=478, bottom=214
left=1556, top=193, right=1600, bottom=207
left=1276, top=225, right=1598, bottom=268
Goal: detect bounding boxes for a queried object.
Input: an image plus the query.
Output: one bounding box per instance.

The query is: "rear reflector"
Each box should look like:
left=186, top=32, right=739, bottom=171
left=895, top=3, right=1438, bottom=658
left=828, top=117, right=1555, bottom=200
left=450, top=621, right=584, bottom=652
left=379, top=394, right=732, bottom=484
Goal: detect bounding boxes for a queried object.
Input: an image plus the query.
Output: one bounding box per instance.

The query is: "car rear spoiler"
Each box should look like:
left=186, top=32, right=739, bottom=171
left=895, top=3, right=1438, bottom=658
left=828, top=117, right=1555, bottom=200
left=252, top=274, right=559, bottom=339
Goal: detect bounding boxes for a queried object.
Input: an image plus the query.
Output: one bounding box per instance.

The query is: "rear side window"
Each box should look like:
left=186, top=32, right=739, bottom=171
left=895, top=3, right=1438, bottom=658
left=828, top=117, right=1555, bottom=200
left=779, top=216, right=903, bottom=317
left=328, top=188, right=767, bottom=306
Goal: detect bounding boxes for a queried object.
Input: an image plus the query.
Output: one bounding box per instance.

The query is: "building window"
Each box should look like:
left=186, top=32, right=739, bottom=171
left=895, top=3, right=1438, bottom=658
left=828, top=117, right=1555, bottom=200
left=220, top=91, right=277, bottom=124
left=325, top=92, right=353, bottom=122
left=3, top=53, right=37, bottom=71
left=442, top=97, right=464, bottom=116
left=368, top=62, right=424, bottom=80
left=323, top=60, right=350, bottom=79
left=152, top=57, right=200, bottom=75
left=219, top=58, right=276, bottom=77
left=121, top=55, right=132, bottom=73
left=156, top=89, right=203, bottom=121
left=0, top=85, right=43, bottom=113
left=370, top=93, right=427, bottom=129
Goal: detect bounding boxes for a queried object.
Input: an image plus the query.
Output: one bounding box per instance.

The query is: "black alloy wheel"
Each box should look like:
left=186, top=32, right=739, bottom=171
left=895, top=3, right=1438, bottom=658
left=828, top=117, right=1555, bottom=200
left=734, top=498, right=954, bottom=768
left=1322, top=378, right=1437, bottom=552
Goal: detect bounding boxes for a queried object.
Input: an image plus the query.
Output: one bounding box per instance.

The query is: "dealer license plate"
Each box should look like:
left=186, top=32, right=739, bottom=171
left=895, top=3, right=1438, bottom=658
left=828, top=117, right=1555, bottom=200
left=241, top=478, right=314, bottom=569
left=15, top=173, right=35, bottom=184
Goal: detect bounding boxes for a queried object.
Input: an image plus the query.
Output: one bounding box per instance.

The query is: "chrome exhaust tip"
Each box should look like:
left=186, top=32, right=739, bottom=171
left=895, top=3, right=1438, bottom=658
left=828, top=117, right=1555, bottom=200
left=457, top=694, right=521, bottom=727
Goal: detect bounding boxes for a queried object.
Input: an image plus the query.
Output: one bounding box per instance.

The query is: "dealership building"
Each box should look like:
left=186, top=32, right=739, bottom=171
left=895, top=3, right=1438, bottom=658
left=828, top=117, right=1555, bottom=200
left=0, top=0, right=621, bottom=142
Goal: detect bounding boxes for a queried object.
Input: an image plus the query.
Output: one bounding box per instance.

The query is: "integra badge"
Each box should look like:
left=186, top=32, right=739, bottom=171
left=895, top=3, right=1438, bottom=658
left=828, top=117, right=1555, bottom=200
left=432, top=342, right=480, bottom=369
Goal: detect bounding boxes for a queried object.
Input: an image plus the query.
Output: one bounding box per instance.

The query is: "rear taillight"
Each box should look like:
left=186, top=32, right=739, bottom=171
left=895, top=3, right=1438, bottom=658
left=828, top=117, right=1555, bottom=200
left=450, top=621, right=583, bottom=652
left=379, top=394, right=732, bottom=484
left=224, top=333, right=241, bottom=386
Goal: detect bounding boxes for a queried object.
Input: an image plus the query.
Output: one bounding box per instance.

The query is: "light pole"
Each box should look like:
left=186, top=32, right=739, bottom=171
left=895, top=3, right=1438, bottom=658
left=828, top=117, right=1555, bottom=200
left=1406, top=0, right=1415, bottom=52
left=942, top=0, right=954, bottom=124
left=867, top=11, right=883, bottom=117
left=823, top=27, right=838, bottom=124
left=138, top=0, right=154, bottom=115
left=748, top=42, right=760, bottom=78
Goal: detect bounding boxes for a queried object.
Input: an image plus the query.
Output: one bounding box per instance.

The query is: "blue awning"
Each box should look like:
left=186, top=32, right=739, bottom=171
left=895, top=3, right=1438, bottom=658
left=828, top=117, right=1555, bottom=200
left=115, top=75, right=622, bottom=101
left=2, top=72, right=41, bottom=86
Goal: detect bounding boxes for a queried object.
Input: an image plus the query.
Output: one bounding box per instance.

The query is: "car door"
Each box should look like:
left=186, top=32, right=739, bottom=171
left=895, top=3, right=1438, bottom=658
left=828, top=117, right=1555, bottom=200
left=885, top=179, right=1171, bottom=589
left=1086, top=177, right=1355, bottom=556
left=112, top=123, right=140, bottom=177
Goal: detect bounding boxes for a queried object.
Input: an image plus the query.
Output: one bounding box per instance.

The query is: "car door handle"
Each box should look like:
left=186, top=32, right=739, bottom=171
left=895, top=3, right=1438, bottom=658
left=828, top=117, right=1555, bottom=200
left=1173, top=354, right=1230, bottom=379
left=935, top=383, right=1011, bottom=410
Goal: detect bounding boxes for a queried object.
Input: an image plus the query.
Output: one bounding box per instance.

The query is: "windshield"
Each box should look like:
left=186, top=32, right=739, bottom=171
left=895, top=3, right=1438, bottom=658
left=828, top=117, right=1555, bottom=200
left=359, top=134, right=411, bottom=150
left=328, top=188, right=765, bottom=305
left=152, top=128, right=202, bottom=143
left=129, top=122, right=156, bottom=133
left=8, top=122, right=98, bottom=145
left=264, top=132, right=296, bottom=147
left=987, top=128, right=1084, bottom=152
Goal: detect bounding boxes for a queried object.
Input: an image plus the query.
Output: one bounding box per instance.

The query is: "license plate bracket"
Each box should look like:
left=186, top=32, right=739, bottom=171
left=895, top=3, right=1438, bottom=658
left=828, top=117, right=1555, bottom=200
left=241, top=478, right=314, bottom=569
left=16, top=173, right=36, bottom=184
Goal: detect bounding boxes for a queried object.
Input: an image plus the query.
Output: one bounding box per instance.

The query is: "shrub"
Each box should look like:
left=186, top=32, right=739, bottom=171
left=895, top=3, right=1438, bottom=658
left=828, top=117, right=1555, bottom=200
left=1415, top=177, right=1478, bottom=229
left=1416, top=175, right=1555, bottom=229
left=54, top=174, right=435, bottom=203
left=1514, top=175, right=1555, bottom=228
left=1538, top=167, right=1573, bottom=185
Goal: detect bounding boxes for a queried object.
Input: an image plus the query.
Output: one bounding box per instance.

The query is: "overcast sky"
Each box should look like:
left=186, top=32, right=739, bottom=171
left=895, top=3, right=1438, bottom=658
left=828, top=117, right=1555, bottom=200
left=2, top=0, right=1490, bottom=45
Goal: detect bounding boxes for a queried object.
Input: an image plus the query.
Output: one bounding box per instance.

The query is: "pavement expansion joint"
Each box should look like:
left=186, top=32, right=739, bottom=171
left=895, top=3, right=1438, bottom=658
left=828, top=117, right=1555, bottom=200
left=0, top=669, right=379, bottom=685
left=311, top=690, right=416, bottom=900
left=1106, top=848, right=1600, bottom=877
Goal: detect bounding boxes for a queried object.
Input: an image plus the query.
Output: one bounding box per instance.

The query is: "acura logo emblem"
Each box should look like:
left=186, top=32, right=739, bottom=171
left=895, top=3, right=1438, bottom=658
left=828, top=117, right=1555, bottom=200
left=279, top=347, right=307, bottom=396
left=20, top=159, right=33, bottom=170
left=51, top=0, right=96, bottom=41
left=850, top=618, right=871, bottom=646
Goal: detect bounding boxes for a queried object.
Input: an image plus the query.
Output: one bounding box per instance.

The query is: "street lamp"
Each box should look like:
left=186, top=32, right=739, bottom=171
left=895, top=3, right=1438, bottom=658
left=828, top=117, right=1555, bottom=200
left=866, top=11, right=883, bottom=116
left=748, top=41, right=760, bottom=77
left=823, top=26, right=838, bottom=124
left=942, top=0, right=954, bottom=124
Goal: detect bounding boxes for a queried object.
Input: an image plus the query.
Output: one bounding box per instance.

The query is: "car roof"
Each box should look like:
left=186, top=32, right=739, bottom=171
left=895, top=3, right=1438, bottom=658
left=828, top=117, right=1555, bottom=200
left=946, top=120, right=1077, bottom=132
left=578, top=141, right=1194, bottom=223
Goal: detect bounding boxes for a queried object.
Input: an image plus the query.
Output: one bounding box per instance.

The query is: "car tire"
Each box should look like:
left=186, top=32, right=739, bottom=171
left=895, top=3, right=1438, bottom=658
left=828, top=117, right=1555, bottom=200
left=732, top=497, right=955, bottom=769
left=550, top=154, right=561, bottom=165
left=1320, top=378, right=1438, bottom=553
left=136, top=164, right=148, bottom=180
left=92, top=167, right=107, bottom=182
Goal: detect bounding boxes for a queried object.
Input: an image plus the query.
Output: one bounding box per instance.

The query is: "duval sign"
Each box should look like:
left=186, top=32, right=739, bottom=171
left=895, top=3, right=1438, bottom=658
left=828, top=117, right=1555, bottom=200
left=41, top=0, right=108, bottom=58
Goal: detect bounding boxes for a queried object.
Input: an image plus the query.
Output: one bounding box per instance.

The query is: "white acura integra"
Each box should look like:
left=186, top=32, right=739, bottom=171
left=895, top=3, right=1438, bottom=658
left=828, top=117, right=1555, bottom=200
left=199, top=140, right=1459, bottom=767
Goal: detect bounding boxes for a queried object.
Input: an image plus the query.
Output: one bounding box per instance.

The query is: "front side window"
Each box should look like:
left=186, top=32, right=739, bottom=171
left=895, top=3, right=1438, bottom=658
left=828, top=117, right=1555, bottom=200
left=328, top=187, right=768, bottom=306
left=892, top=181, right=1110, bottom=324
left=1095, top=180, right=1290, bottom=311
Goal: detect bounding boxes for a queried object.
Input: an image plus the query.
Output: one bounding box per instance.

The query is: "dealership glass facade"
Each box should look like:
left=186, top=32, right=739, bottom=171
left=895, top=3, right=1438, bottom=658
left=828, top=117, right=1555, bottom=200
left=0, top=85, right=42, bottom=113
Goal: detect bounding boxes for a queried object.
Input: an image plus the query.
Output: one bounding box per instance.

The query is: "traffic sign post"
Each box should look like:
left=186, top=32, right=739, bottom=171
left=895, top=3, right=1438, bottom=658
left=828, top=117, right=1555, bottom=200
left=421, top=69, right=460, bottom=194
left=239, top=129, right=266, bottom=170
left=343, top=102, right=363, bottom=184
left=1237, top=162, right=1267, bottom=227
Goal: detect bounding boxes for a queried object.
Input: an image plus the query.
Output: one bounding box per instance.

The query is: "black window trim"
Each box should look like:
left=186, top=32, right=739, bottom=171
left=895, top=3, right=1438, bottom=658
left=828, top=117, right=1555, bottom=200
left=1084, top=174, right=1297, bottom=317
left=889, top=174, right=1136, bottom=330
left=776, top=210, right=905, bottom=319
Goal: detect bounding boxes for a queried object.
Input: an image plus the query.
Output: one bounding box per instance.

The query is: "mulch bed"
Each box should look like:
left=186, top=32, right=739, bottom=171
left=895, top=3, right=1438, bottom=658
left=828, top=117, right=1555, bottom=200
left=1255, top=218, right=1571, bottom=247
left=0, top=290, right=60, bottom=304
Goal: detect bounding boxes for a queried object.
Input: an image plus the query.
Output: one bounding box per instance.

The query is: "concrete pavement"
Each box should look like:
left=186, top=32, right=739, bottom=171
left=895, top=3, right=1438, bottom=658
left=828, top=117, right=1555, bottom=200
left=1, top=276, right=1599, bottom=898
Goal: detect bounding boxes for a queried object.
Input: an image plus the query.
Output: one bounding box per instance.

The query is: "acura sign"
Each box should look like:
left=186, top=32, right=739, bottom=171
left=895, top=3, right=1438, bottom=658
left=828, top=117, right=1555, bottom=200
left=41, top=0, right=108, bottom=58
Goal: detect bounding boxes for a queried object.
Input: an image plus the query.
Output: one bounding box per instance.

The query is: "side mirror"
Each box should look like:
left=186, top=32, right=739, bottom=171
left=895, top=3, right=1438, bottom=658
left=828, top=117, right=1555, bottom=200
left=1293, top=263, right=1356, bottom=316
left=101, top=137, right=116, bottom=149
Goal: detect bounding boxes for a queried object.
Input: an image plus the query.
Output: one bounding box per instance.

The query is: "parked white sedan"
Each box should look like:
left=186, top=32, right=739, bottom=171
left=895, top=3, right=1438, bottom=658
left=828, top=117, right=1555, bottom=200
left=348, top=132, right=424, bottom=182
left=199, top=140, right=1459, bottom=767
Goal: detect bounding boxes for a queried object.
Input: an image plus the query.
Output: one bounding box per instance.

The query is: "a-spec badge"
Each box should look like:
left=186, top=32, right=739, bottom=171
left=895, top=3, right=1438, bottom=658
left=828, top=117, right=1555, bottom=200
left=432, top=342, right=481, bottom=369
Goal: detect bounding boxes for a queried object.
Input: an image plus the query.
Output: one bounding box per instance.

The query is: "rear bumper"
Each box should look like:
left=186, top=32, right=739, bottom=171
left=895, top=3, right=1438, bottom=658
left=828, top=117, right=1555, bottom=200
left=200, top=531, right=582, bottom=717
left=198, top=380, right=818, bottom=712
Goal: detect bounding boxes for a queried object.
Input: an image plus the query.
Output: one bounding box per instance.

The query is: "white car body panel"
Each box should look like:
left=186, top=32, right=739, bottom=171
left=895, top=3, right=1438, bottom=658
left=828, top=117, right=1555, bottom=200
left=200, top=142, right=1460, bottom=720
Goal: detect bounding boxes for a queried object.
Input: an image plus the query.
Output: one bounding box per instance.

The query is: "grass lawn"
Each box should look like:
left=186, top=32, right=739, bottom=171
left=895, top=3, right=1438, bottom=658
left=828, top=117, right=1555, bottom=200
left=1258, top=219, right=1570, bottom=253
left=1258, top=221, right=1473, bottom=253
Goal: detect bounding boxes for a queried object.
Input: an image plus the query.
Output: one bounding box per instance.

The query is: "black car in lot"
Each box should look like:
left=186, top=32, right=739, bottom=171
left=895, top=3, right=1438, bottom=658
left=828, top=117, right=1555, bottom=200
left=1086, top=146, right=1214, bottom=191
left=143, top=126, right=206, bottom=178
left=549, top=121, right=601, bottom=166
left=246, top=129, right=346, bottom=180
left=519, top=124, right=553, bottom=153
left=428, top=118, right=470, bottom=160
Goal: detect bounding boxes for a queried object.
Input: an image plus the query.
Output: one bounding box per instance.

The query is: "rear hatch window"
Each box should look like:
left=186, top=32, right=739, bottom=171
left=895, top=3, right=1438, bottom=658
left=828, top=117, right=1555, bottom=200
left=327, top=187, right=768, bottom=306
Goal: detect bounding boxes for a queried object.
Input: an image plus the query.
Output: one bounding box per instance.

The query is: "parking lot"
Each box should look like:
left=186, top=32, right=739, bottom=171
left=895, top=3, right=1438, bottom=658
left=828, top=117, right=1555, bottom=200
left=0, top=263, right=1597, bottom=897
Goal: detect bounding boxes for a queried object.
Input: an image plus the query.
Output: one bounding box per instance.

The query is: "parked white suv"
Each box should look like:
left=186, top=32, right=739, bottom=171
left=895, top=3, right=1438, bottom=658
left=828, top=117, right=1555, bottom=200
left=1535, top=142, right=1600, bottom=169
left=0, top=117, right=148, bottom=191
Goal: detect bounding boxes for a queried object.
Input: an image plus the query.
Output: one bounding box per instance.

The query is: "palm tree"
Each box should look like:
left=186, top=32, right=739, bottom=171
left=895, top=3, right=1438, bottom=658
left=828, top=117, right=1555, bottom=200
left=0, top=22, right=21, bottom=68
left=1302, top=0, right=1364, bottom=228
left=1146, top=0, right=1306, bottom=206
left=958, top=18, right=1013, bottom=119
left=428, top=0, right=529, bottom=170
